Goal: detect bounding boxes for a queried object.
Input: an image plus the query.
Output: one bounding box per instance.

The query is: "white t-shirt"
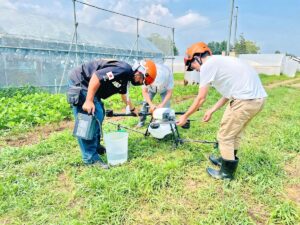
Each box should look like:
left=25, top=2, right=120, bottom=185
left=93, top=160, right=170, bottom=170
left=145, top=63, right=174, bottom=94
left=199, top=55, right=267, bottom=99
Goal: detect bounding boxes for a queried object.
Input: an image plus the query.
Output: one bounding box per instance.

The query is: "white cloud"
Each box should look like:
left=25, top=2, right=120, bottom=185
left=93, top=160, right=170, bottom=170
left=175, top=12, right=210, bottom=28
left=142, top=4, right=173, bottom=23
left=1, top=0, right=210, bottom=35
left=0, top=0, right=16, bottom=9
left=1, top=0, right=69, bottom=19
left=74, top=0, right=209, bottom=35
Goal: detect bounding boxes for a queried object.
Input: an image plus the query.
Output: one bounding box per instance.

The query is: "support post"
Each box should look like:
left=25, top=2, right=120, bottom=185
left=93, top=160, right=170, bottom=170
left=226, top=0, right=235, bottom=55
left=136, top=18, right=139, bottom=59
left=234, top=6, right=239, bottom=47
left=172, top=27, right=175, bottom=74
left=73, top=0, right=79, bottom=65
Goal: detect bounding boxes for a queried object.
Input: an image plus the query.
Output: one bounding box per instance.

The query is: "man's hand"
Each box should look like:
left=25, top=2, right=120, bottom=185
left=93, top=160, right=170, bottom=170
left=82, top=100, right=95, bottom=115
left=157, top=103, right=164, bottom=108
left=176, top=115, right=188, bottom=127
left=131, top=107, right=139, bottom=117
left=202, top=109, right=213, bottom=122
left=149, top=104, right=157, bottom=113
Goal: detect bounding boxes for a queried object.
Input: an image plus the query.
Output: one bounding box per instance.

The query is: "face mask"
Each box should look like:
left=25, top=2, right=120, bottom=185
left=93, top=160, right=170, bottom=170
left=131, top=79, right=142, bottom=86
left=130, top=74, right=143, bottom=86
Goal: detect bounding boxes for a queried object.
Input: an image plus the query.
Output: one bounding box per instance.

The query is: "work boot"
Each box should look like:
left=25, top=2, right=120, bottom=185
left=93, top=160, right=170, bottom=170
left=136, top=116, right=147, bottom=128
left=209, top=150, right=238, bottom=167
left=206, top=157, right=239, bottom=180
left=96, top=145, right=106, bottom=155
left=136, top=121, right=145, bottom=128
left=94, top=158, right=109, bottom=170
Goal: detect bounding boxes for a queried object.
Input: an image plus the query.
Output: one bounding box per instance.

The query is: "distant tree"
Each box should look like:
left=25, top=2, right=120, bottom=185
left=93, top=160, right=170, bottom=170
left=234, top=34, right=260, bottom=54
left=173, top=44, right=179, bottom=56
left=286, top=53, right=296, bottom=57
left=147, top=33, right=178, bottom=56
left=208, top=41, right=228, bottom=54
left=275, top=50, right=281, bottom=54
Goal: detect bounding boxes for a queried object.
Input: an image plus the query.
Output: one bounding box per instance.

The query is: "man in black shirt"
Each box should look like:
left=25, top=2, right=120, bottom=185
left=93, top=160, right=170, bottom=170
left=68, top=59, right=157, bottom=169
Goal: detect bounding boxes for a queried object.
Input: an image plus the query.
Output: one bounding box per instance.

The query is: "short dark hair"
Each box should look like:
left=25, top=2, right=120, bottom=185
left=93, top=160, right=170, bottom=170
left=194, top=51, right=211, bottom=59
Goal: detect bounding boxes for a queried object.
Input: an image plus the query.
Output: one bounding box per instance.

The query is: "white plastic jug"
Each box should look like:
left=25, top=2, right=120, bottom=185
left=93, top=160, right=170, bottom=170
left=103, top=132, right=128, bottom=166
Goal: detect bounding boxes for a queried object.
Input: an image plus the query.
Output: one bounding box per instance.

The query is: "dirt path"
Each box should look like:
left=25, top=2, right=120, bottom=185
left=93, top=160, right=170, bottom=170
left=0, top=120, right=74, bottom=148
left=284, top=154, right=300, bottom=206
left=289, top=82, right=300, bottom=88
left=265, top=77, right=300, bottom=89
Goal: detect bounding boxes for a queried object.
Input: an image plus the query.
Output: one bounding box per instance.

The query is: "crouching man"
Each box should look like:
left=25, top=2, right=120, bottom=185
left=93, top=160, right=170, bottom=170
left=68, top=59, right=157, bottom=169
left=177, top=42, right=267, bottom=180
left=136, top=62, right=174, bottom=127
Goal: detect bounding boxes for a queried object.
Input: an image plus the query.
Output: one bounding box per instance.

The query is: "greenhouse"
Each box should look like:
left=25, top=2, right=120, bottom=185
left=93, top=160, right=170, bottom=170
left=0, top=8, right=166, bottom=92
left=239, top=54, right=299, bottom=77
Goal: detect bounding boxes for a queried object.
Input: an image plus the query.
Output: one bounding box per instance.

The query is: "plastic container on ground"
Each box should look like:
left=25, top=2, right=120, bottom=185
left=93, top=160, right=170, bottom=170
left=104, top=132, right=128, bottom=166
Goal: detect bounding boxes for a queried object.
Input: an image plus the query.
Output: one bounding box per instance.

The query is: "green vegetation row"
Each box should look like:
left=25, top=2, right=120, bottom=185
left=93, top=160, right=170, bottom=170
left=0, top=93, right=71, bottom=130
left=0, top=86, right=44, bottom=98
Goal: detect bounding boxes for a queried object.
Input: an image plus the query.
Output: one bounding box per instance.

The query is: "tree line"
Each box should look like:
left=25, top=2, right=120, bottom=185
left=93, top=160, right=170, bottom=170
left=208, top=34, right=260, bottom=55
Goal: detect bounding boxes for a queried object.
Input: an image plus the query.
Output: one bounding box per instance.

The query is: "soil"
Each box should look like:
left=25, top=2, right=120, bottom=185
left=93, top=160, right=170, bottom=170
left=265, top=77, right=300, bottom=89
left=0, top=120, right=73, bottom=148
left=284, top=154, right=300, bottom=206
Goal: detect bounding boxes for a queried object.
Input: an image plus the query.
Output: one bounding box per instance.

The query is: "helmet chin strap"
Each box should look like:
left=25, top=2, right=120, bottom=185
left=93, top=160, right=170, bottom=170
left=195, top=57, right=203, bottom=66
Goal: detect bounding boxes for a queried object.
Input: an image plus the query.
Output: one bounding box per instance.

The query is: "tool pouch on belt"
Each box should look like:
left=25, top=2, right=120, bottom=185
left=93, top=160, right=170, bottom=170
left=67, top=86, right=82, bottom=106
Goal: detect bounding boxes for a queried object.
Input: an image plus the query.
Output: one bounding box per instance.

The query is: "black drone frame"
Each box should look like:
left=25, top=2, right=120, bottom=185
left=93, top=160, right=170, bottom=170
left=105, top=109, right=218, bottom=148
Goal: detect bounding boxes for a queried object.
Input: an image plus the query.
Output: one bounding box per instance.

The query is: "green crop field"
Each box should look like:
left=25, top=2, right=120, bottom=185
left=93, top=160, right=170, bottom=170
left=0, top=73, right=299, bottom=225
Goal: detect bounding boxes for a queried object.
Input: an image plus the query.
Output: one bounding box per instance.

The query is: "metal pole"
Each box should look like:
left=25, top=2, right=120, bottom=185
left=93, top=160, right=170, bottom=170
left=54, top=79, right=57, bottom=94
left=58, top=28, right=76, bottom=93
left=73, top=0, right=78, bottom=65
left=3, top=55, right=8, bottom=86
left=226, top=0, right=235, bottom=55
left=40, top=59, right=43, bottom=87
left=172, top=27, right=175, bottom=74
left=234, top=6, right=239, bottom=47
left=136, top=18, right=139, bottom=59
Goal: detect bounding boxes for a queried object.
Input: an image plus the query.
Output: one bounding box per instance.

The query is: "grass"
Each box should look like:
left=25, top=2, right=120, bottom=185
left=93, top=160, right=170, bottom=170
left=0, top=74, right=299, bottom=224
left=260, top=72, right=300, bottom=85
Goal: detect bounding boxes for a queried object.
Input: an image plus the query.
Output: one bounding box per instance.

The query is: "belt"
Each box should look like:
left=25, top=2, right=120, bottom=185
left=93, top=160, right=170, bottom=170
left=230, top=98, right=264, bottom=103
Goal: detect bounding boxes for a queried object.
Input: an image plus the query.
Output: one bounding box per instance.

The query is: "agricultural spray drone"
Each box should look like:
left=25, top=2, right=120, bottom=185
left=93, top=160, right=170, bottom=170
left=106, top=108, right=218, bottom=148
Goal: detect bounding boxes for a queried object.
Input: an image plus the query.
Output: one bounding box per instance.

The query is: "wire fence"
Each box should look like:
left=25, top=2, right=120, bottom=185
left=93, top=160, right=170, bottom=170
left=0, top=0, right=175, bottom=93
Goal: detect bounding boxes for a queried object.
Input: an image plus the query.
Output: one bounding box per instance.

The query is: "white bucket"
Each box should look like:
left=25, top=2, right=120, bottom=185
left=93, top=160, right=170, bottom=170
left=103, top=132, right=128, bottom=166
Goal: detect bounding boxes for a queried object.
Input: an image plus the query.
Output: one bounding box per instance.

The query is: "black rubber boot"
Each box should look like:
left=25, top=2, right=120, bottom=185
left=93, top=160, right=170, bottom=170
left=209, top=150, right=238, bottom=166
left=206, top=157, right=239, bottom=180
left=96, top=145, right=106, bottom=155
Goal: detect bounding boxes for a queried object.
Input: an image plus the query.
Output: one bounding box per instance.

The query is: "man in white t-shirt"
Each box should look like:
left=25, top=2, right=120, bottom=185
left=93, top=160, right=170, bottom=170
left=177, top=42, right=267, bottom=180
left=137, top=63, right=174, bottom=127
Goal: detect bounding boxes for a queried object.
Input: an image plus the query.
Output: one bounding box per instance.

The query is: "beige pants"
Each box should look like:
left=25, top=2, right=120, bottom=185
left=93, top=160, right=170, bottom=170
left=217, top=98, right=265, bottom=160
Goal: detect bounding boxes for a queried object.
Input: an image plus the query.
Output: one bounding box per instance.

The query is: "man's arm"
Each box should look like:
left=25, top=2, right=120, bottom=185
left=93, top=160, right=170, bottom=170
left=176, top=85, right=209, bottom=126
left=82, top=74, right=100, bottom=114
left=142, top=86, right=157, bottom=112
left=158, top=89, right=172, bottom=108
left=121, top=94, right=134, bottom=110
left=210, top=97, right=229, bottom=112
left=142, top=87, right=154, bottom=106
left=202, top=97, right=229, bottom=122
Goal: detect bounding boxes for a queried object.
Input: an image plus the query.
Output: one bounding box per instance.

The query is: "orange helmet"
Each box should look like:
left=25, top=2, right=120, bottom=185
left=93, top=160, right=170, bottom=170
left=184, top=42, right=212, bottom=71
left=132, top=59, right=157, bottom=85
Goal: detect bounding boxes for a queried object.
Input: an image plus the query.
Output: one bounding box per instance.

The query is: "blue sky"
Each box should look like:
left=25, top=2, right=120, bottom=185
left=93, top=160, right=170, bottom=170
left=1, top=0, right=300, bottom=56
